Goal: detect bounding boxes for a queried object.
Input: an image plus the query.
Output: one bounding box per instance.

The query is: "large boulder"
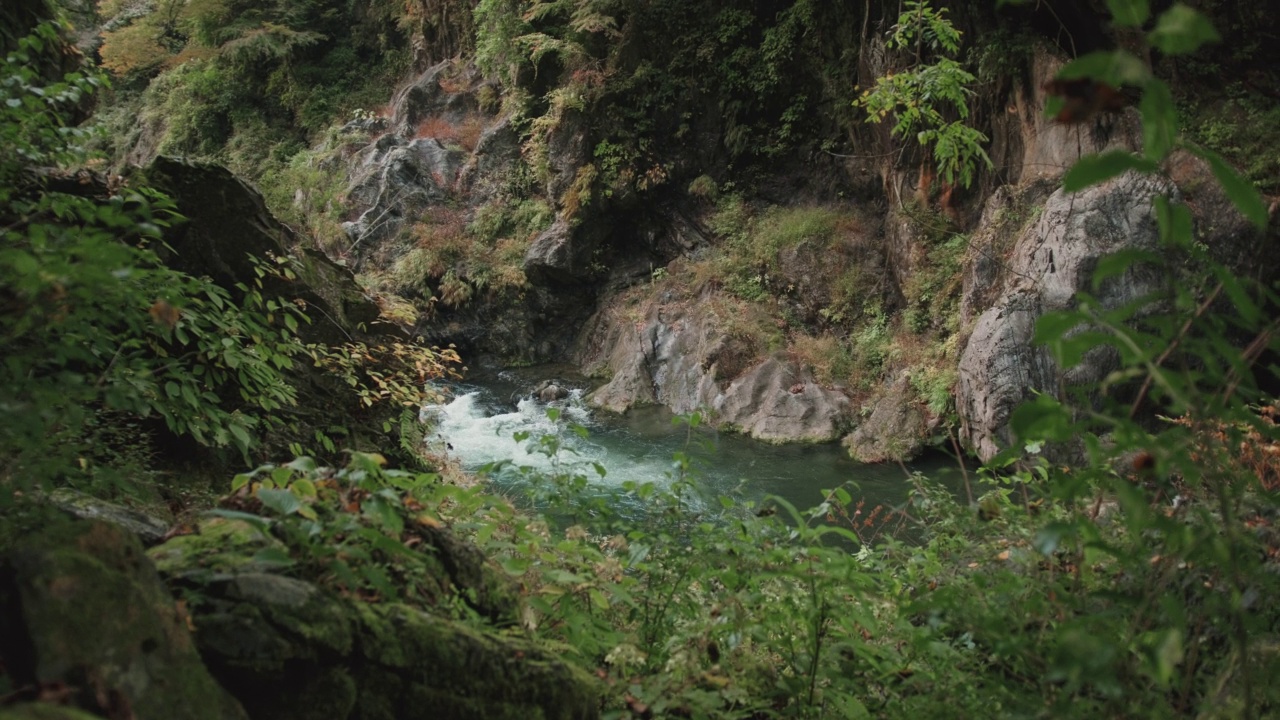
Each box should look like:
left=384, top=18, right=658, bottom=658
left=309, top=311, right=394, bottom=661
left=843, top=373, right=935, bottom=463
left=0, top=517, right=248, bottom=720
left=147, top=518, right=598, bottom=720
left=576, top=290, right=851, bottom=443
left=523, top=218, right=598, bottom=284
left=957, top=170, right=1174, bottom=461
left=143, top=156, right=383, bottom=344
left=342, top=136, right=468, bottom=259
left=715, top=355, right=852, bottom=443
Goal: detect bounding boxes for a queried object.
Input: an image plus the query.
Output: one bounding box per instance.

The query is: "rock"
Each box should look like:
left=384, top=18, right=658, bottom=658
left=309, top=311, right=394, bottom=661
left=534, top=380, right=571, bottom=403
left=342, top=138, right=466, bottom=261
left=957, top=170, right=1174, bottom=461
left=47, top=488, right=171, bottom=546
left=523, top=218, right=599, bottom=284
left=843, top=373, right=933, bottom=463
left=715, top=356, right=851, bottom=443
left=0, top=518, right=248, bottom=720
left=1163, top=148, right=1276, bottom=279
left=575, top=292, right=850, bottom=443
left=0, top=704, right=106, bottom=720
left=458, top=115, right=521, bottom=203
left=389, top=61, right=482, bottom=137
left=148, top=518, right=598, bottom=720
left=142, top=157, right=382, bottom=345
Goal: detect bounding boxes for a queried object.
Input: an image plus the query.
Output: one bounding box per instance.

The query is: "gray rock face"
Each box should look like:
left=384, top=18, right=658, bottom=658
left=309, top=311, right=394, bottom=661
left=47, top=488, right=171, bottom=546
left=844, top=373, right=934, bottom=463
left=715, top=356, right=852, bottom=443
left=343, top=136, right=468, bottom=258
left=576, top=294, right=850, bottom=443
left=336, top=60, right=494, bottom=269
left=957, top=171, right=1174, bottom=460
left=524, top=218, right=593, bottom=283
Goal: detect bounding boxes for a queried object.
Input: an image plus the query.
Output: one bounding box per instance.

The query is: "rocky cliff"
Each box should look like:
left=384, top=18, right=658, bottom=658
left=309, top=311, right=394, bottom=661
left=316, top=35, right=1273, bottom=459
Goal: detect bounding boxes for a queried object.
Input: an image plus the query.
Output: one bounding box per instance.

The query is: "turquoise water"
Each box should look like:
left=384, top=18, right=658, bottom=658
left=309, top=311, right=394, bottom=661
left=425, top=366, right=968, bottom=525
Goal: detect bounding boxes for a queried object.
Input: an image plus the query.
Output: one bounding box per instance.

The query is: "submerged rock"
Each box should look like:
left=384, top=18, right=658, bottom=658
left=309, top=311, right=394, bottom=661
left=0, top=518, right=248, bottom=720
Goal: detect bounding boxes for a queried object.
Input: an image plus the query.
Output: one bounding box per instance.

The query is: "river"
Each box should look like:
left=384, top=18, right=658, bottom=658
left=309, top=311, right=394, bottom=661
left=425, top=366, right=968, bottom=530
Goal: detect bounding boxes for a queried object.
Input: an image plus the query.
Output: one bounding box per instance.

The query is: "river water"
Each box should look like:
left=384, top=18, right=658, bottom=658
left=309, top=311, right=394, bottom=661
left=424, top=366, right=967, bottom=525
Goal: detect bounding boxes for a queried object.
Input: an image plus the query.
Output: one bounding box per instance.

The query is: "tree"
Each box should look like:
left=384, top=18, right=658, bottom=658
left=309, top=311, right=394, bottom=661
left=856, top=0, right=993, bottom=190
left=1, top=22, right=304, bottom=489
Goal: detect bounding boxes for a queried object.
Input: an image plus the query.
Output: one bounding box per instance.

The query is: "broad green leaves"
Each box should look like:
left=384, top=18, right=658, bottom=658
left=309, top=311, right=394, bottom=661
left=1106, top=0, right=1149, bottom=27
left=1148, top=4, right=1220, bottom=55
left=1061, top=150, right=1158, bottom=191
left=1182, top=142, right=1269, bottom=229
left=856, top=0, right=993, bottom=188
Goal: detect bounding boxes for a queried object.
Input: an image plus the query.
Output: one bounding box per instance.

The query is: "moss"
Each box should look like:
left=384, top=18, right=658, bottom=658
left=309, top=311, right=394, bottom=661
left=147, top=517, right=282, bottom=576
left=353, top=603, right=600, bottom=720
left=0, top=704, right=106, bottom=720
left=1, top=519, right=246, bottom=720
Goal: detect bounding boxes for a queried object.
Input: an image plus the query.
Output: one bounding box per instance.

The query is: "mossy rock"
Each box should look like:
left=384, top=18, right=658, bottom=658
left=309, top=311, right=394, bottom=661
left=0, top=518, right=247, bottom=720
left=146, top=517, right=594, bottom=719
left=0, top=704, right=105, bottom=720
left=351, top=603, right=599, bottom=720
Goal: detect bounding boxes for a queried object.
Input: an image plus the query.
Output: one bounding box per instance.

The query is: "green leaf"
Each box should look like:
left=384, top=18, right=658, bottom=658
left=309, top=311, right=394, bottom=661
left=258, top=487, right=302, bottom=516
left=1054, top=50, right=1150, bottom=87
left=229, top=422, right=252, bottom=451
left=1092, top=249, right=1163, bottom=290
left=500, top=556, right=530, bottom=576
left=205, top=509, right=272, bottom=533
left=287, top=456, right=318, bottom=473
left=1033, top=309, right=1088, bottom=345
left=1010, top=393, right=1076, bottom=443
left=1154, top=196, right=1195, bottom=248
left=1148, top=4, right=1220, bottom=55
left=1139, top=79, right=1175, bottom=161
left=1106, top=0, right=1148, bottom=27
left=1062, top=151, right=1158, bottom=192
left=1181, top=142, right=1268, bottom=229
left=251, top=546, right=296, bottom=568
left=1033, top=521, right=1077, bottom=555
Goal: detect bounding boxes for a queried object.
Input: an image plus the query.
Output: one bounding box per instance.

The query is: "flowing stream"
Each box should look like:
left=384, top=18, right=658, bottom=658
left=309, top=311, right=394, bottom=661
left=425, top=366, right=967, bottom=524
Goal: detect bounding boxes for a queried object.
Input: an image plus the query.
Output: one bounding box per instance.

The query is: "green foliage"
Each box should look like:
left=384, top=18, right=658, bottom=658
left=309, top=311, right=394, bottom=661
left=220, top=453, right=469, bottom=609
left=0, top=26, right=314, bottom=488
left=984, top=2, right=1280, bottom=716
left=475, top=0, right=842, bottom=208
left=98, top=0, right=412, bottom=180
left=903, top=231, right=967, bottom=335
left=856, top=0, right=994, bottom=189
left=1183, top=87, right=1280, bottom=194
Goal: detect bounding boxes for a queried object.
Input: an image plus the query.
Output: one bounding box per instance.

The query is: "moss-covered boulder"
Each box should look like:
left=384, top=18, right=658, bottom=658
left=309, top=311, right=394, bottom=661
left=0, top=519, right=247, bottom=720
left=148, top=518, right=600, bottom=720
left=0, top=704, right=105, bottom=720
